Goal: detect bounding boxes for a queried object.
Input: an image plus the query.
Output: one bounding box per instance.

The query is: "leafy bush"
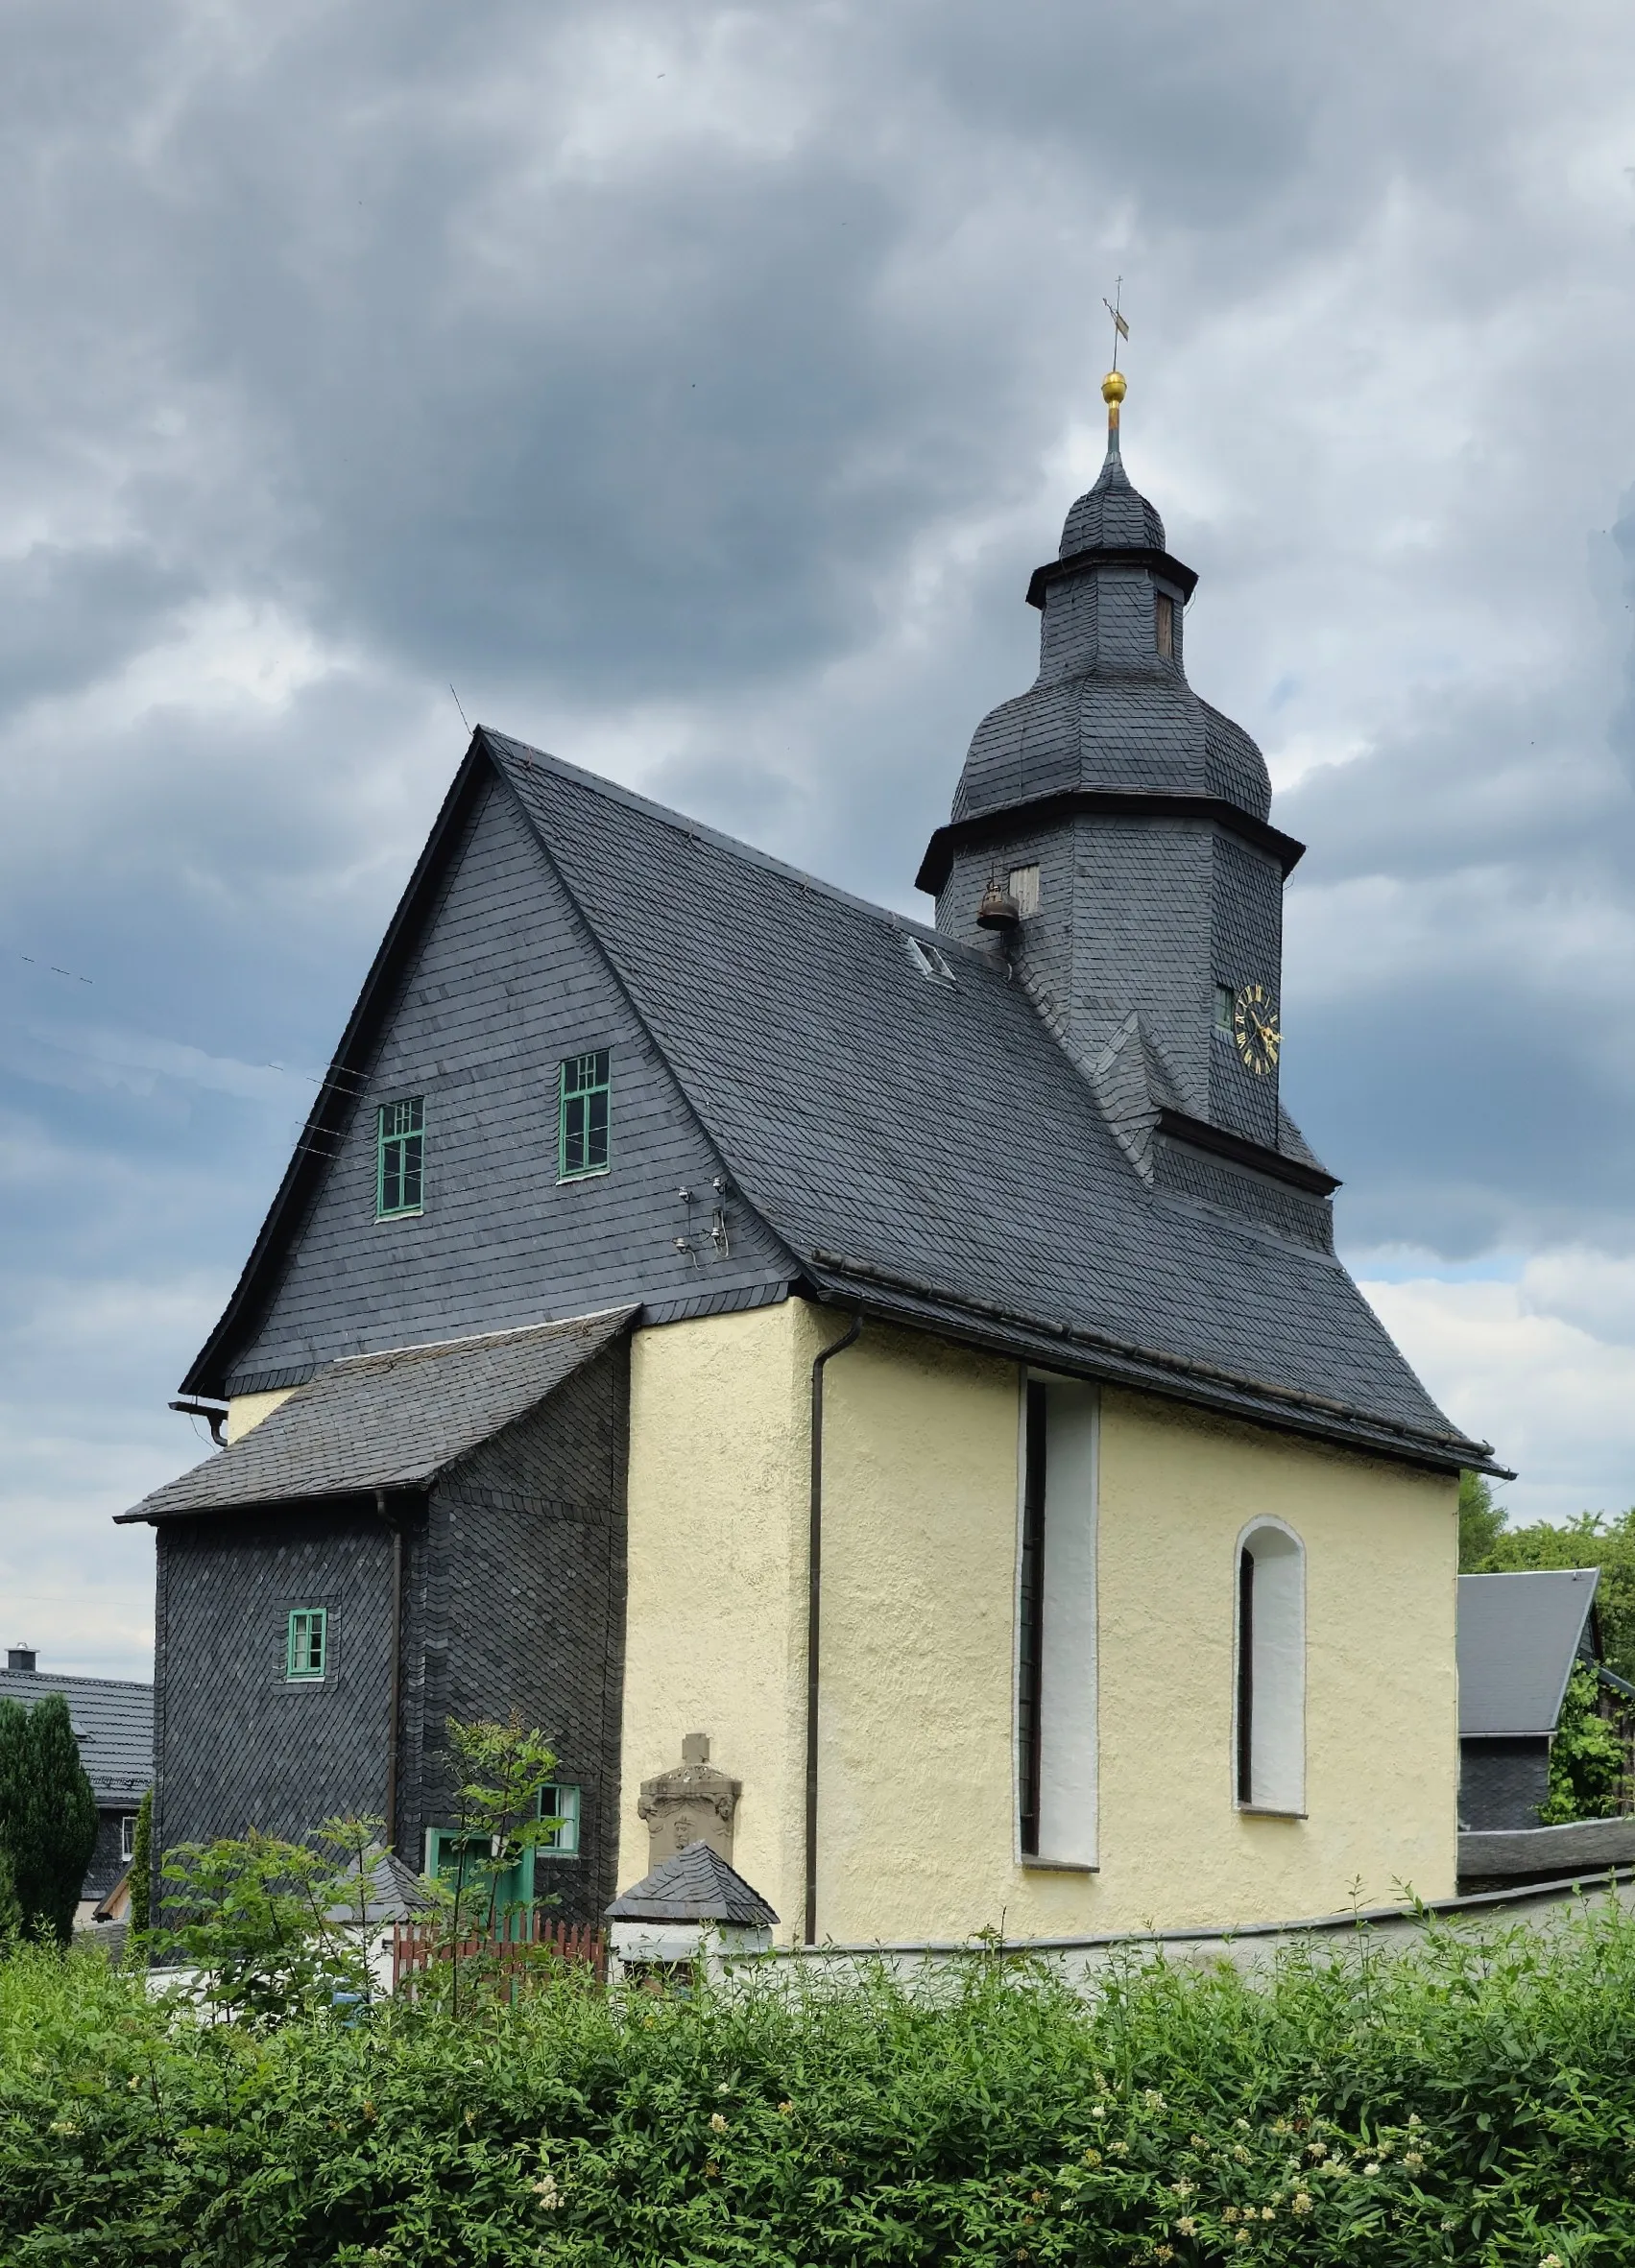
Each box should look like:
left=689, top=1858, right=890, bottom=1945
left=4, top=1905, right=1635, bottom=2263
left=1539, top=1668, right=1630, bottom=1824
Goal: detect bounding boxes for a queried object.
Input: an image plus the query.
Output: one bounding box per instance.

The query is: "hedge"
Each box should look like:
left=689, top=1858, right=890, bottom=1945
left=2, top=1900, right=1631, bottom=2263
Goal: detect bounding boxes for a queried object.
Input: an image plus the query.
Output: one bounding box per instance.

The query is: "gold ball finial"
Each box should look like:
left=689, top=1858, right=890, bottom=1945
left=1101, top=369, right=1127, bottom=405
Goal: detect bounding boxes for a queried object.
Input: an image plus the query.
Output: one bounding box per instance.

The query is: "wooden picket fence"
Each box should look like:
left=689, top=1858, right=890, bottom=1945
left=392, top=1912, right=607, bottom=1996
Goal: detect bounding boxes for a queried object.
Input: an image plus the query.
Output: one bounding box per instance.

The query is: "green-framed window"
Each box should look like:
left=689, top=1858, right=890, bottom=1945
left=539, top=1783, right=581, bottom=1857
left=376, top=1097, right=425, bottom=1217
left=286, top=1608, right=327, bottom=1682
left=558, top=1051, right=610, bottom=1181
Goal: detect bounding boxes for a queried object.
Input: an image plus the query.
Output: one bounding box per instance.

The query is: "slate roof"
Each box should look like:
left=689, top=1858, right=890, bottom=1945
left=480, top=732, right=1489, bottom=1472
left=0, top=1670, right=152, bottom=1804
left=323, top=1847, right=441, bottom=1925
left=1060, top=440, right=1166, bottom=554
left=952, top=674, right=1275, bottom=826
left=606, top=1843, right=779, bottom=1926
left=1457, top=1569, right=1600, bottom=1738
left=121, top=1309, right=634, bottom=1522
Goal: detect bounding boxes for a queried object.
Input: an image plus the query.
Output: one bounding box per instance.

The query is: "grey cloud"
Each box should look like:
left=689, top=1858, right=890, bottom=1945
left=4, top=0, right=1635, bottom=1664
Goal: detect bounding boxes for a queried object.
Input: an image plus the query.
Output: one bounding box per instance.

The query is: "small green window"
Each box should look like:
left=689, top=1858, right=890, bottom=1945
left=539, top=1783, right=581, bottom=1857
left=558, top=1051, right=610, bottom=1180
left=286, top=1608, right=327, bottom=1681
left=1214, top=984, right=1235, bottom=1033
left=377, top=1097, right=424, bottom=1218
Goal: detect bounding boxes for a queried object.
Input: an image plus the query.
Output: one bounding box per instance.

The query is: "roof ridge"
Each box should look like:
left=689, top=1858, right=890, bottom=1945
left=333, top=1304, right=637, bottom=1371
left=478, top=728, right=982, bottom=956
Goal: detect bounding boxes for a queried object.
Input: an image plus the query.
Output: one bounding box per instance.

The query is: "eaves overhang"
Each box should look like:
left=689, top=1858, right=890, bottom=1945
left=916, top=788, right=1306, bottom=897
left=1026, top=543, right=1199, bottom=609
left=800, top=1249, right=1511, bottom=1480
left=1155, top=1108, right=1340, bottom=1198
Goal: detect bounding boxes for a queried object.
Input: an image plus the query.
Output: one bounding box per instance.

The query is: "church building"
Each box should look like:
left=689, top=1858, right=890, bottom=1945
left=122, top=374, right=1499, bottom=1943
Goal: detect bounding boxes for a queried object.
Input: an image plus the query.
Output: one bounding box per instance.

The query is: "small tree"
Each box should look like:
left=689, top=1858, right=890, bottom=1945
left=0, top=1693, right=98, bottom=1944
left=1457, top=1469, right=1508, bottom=1567
left=127, top=1786, right=153, bottom=1938
left=154, top=1828, right=374, bottom=2027
left=436, top=1714, right=561, bottom=2014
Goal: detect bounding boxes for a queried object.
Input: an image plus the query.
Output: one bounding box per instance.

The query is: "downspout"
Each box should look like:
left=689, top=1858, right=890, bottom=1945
left=805, top=1311, right=862, bottom=1946
left=376, top=1488, right=405, bottom=1851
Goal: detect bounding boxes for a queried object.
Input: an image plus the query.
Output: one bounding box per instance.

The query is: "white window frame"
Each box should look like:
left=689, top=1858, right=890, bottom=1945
left=1013, top=1373, right=1099, bottom=1871
left=121, top=1814, right=137, bottom=1863
left=1233, top=1517, right=1307, bottom=1817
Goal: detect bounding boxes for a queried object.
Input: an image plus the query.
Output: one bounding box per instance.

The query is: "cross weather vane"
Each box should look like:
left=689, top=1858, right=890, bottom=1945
left=1102, top=278, right=1130, bottom=370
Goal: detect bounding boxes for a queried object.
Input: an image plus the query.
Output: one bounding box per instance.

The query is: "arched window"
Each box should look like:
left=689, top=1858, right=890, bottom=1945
left=1234, top=1520, right=1306, bottom=1814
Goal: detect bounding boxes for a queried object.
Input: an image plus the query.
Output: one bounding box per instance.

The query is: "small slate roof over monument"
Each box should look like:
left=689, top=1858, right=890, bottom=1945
left=606, top=1843, right=779, bottom=1927
left=1457, top=1569, right=1599, bottom=1738
left=120, top=1308, right=634, bottom=1522
left=0, top=1668, right=152, bottom=1805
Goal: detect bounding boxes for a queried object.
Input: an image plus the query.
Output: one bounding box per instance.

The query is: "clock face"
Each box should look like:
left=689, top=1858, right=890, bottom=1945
left=1232, top=982, right=1281, bottom=1077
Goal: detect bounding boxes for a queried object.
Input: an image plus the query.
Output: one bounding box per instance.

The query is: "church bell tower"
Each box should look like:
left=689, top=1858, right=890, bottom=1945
left=917, top=368, right=1337, bottom=1237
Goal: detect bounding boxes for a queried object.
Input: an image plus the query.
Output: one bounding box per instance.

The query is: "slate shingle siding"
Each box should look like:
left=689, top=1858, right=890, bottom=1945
left=154, top=1509, right=397, bottom=1859
left=151, top=1341, right=629, bottom=1922
left=1459, top=1738, right=1551, bottom=1832
left=416, top=1342, right=630, bottom=1925
left=1207, top=830, right=1284, bottom=1147
left=228, top=775, right=790, bottom=1395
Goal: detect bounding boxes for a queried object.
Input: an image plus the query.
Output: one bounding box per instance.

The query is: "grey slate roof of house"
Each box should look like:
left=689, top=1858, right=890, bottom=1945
left=175, top=725, right=1494, bottom=1475
left=0, top=1670, right=152, bottom=1804
left=121, top=1309, right=634, bottom=1521
left=606, top=1842, right=780, bottom=1926
left=486, top=733, right=1486, bottom=1471
left=1457, top=1569, right=1599, bottom=1737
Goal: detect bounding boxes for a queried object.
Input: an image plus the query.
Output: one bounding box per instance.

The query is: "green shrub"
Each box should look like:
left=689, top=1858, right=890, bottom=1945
left=3, top=1904, right=1635, bottom=2262
left=0, top=1691, right=98, bottom=1944
left=1539, top=1667, right=1630, bottom=1823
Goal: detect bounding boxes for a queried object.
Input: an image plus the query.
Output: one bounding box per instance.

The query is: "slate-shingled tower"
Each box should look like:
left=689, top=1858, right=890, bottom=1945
left=918, top=370, right=1330, bottom=1230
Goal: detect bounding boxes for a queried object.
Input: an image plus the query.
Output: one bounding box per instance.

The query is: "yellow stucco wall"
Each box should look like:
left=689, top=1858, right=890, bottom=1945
left=619, top=1300, right=820, bottom=1933
left=226, top=1389, right=295, bottom=1444
left=618, top=1299, right=1459, bottom=1944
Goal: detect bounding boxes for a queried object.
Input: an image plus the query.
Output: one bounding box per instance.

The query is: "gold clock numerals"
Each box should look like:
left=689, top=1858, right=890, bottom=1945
left=1232, top=982, right=1281, bottom=1077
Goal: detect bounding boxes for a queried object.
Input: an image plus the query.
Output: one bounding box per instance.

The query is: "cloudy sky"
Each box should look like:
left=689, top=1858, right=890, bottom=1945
left=3, top=0, right=1634, bottom=1678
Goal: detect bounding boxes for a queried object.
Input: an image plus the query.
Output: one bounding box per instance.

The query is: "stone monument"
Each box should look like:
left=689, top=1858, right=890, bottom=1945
left=637, top=1731, right=741, bottom=1868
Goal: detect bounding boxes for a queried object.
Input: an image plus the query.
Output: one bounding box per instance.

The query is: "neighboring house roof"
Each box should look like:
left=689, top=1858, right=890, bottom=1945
left=606, top=1843, right=779, bottom=1926
left=0, top=1670, right=152, bottom=1806
left=120, top=1308, right=634, bottom=1522
left=179, top=728, right=1497, bottom=1475
left=1457, top=1569, right=1601, bottom=1737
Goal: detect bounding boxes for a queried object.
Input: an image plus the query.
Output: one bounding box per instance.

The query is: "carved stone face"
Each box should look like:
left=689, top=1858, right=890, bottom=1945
left=672, top=1813, right=697, bottom=1850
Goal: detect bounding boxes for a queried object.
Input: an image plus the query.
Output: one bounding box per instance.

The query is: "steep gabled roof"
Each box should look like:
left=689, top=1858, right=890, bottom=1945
left=127, top=1309, right=633, bottom=1522
left=0, top=1670, right=152, bottom=1804
left=489, top=732, right=1490, bottom=1471
left=181, top=727, right=1496, bottom=1474
left=1457, top=1569, right=1601, bottom=1737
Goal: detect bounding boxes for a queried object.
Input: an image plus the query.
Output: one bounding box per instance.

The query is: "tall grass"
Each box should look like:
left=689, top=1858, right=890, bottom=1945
left=2, top=1901, right=1632, bottom=2263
